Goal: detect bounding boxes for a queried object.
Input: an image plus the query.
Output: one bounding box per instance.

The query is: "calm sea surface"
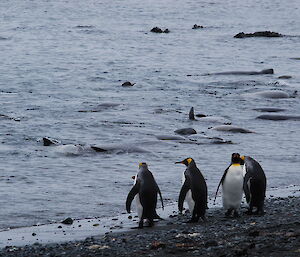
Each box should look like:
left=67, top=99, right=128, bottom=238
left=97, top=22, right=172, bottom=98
left=0, top=0, right=299, bottom=229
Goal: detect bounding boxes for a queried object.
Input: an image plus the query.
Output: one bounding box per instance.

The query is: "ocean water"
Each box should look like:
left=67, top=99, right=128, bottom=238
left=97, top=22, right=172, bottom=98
left=0, top=0, right=299, bottom=229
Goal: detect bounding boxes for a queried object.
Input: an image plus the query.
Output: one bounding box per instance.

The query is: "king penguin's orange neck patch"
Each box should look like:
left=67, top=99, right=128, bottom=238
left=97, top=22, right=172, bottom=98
left=187, top=158, right=193, bottom=164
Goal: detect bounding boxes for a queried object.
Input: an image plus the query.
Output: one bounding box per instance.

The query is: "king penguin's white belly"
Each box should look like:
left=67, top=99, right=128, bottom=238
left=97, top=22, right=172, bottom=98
left=222, top=165, right=243, bottom=210
left=135, top=194, right=143, bottom=219
left=242, top=164, right=247, bottom=177
left=182, top=173, right=195, bottom=213
left=133, top=174, right=143, bottom=219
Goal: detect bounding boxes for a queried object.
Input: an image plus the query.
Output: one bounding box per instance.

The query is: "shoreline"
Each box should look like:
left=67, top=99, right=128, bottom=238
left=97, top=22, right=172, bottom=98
left=1, top=185, right=300, bottom=256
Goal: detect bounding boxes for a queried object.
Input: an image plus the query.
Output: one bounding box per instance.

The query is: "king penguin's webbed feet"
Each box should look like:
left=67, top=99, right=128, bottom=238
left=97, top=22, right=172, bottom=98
left=254, top=209, right=265, bottom=216
left=225, top=209, right=233, bottom=217
left=147, top=219, right=154, bottom=227
left=186, top=219, right=197, bottom=223
left=138, top=220, right=144, bottom=229
left=245, top=209, right=253, bottom=215
left=186, top=216, right=200, bottom=223
left=233, top=210, right=240, bottom=218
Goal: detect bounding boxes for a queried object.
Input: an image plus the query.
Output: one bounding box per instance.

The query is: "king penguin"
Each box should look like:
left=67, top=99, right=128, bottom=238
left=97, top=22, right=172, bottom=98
left=214, top=153, right=244, bottom=217
left=241, top=155, right=266, bottom=215
left=175, top=158, right=207, bottom=222
left=126, top=162, right=164, bottom=228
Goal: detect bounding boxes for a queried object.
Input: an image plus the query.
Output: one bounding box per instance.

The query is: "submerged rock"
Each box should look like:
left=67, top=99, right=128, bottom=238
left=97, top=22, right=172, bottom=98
left=192, top=24, right=204, bottom=29
left=62, top=218, right=73, bottom=225
left=234, top=31, right=283, bottom=38
left=150, top=27, right=170, bottom=33
left=121, top=81, right=135, bottom=87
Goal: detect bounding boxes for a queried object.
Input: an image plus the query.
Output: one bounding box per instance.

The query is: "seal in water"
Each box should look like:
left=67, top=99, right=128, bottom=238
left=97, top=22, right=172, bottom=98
left=253, top=107, right=285, bottom=113
left=246, top=90, right=290, bottom=99
left=176, top=158, right=207, bottom=222
left=211, top=125, right=253, bottom=133
left=256, top=114, right=300, bottom=121
left=214, top=153, right=244, bottom=217
left=126, top=162, right=164, bottom=228
left=189, top=107, right=206, bottom=120
left=278, top=75, right=292, bottom=79
left=174, top=128, right=197, bottom=135
left=241, top=155, right=266, bottom=215
left=155, top=135, right=185, bottom=140
left=204, top=69, right=274, bottom=76
left=42, top=137, right=59, bottom=146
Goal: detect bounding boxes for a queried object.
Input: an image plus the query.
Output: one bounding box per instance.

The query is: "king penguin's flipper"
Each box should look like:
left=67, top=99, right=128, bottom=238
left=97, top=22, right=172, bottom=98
left=213, top=166, right=229, bottom=204
left=126, top=182, right=140, bottom=213
left=243, top=172, right=252, bottom=203
left=178, top=179, right=190, bottom=213
left=157, top=186, right=164, bottom=210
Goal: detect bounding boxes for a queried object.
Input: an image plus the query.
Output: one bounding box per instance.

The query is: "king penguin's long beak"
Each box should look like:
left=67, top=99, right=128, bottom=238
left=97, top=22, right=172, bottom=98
left=175, top=161, right=183, bottom=164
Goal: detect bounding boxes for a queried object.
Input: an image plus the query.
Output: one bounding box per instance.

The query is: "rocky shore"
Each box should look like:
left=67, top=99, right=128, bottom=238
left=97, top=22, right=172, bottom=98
left=1, top=195, right=300, bottom=257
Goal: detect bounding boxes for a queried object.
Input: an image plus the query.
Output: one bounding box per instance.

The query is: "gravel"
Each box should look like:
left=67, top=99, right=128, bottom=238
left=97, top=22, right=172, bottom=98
left=1, top=196, right=300, bottom=257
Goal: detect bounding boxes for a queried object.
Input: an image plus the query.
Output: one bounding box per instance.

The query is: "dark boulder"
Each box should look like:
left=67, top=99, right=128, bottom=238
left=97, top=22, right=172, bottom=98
left=62, top=217, right=73, bottom=225
left=192, top=24, right=204, bottom=29
left=151, top=27, right=170, bottom=33
left=234, top=31, right=283, bottom=38
left=121, top=81, right=135, bottom=87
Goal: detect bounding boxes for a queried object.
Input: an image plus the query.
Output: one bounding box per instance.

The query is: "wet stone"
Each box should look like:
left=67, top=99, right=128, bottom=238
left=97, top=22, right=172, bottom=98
left=192, top=24, right=204, bottom=29
left=150, top=27, right=170, bottom=33
left=62, top=218, right=73, bottom=225
left=121, top=81, right=135, bottom=87
left=248, top=230, right=260, bottom=237
left=205, top=240, right=218, bottom=247
left=150, top=241, right=166, bottom=249
left=234, top=31, right=282, bottom=38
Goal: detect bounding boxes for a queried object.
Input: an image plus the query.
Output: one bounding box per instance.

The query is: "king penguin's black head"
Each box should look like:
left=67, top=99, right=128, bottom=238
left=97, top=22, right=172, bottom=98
left=231, top=153, right=243, bottom=164
left=139, top=162, right=148, bottom=168
left=175, top=157, right=194, bottom=166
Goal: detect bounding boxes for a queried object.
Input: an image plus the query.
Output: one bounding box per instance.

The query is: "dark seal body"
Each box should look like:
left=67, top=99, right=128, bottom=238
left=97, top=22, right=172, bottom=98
left=177, top=158, right=207, bottom=222
left=126, top=163, right=163, bottom=228
left=242, top=156, right=266, bottom=215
